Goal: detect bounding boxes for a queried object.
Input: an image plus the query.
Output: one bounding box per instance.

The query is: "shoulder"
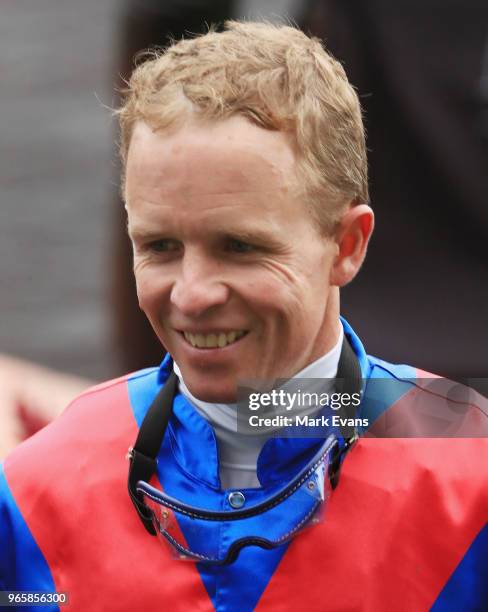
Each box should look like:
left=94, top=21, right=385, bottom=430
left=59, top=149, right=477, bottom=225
left=366, top=353, right=425, bottom=379
left=65, top=366, right=160, bottom=412
left=364, top=353, right=488, bottom=438
left=49, top=366, right=161, bottom=436
left=360, top=353, right=488, bottom=460
left=0, top=366, right=163, bottom=590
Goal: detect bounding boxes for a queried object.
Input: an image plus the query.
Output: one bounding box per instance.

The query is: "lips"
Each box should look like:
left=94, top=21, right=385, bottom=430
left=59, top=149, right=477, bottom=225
left=182, top=330, right=247, bottom=349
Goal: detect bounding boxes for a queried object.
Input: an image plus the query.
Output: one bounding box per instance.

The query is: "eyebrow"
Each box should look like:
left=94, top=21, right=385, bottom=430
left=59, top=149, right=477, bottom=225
left=218, top=226, right=282, bottom=245
left=127, top=226, right=166, bottom=242
left=128, top=224, right=288, bottom=251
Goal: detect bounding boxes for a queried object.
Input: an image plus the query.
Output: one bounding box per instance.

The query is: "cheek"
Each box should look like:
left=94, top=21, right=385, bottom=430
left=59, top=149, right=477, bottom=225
left=263, top=273, right=329, bottom=338
left=134, top=267, right=170, bottom=315
left=236, top=265, right=316, bottom=327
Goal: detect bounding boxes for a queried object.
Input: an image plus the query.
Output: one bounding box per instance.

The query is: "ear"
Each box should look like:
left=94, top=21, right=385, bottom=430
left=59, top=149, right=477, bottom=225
left=330, top=204, right=374, bottom=287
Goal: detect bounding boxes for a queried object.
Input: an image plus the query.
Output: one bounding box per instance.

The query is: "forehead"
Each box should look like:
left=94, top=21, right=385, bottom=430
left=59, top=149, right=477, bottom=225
left=125, top=117, right=300, bottom=204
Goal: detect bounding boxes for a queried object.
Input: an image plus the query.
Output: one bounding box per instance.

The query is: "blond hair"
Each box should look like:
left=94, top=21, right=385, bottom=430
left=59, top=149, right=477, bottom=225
left=117, top=21, right=368, bottom=233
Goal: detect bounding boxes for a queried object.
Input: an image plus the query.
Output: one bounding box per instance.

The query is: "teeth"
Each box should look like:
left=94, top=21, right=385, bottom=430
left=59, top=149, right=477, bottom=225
left=206, top=333, right=218, bottom=348
left=183, top=330, right=246, bottom=349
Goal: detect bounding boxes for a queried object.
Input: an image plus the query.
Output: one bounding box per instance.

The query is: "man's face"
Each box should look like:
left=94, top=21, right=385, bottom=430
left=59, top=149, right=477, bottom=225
left=125, top=116, right=339, bottom=402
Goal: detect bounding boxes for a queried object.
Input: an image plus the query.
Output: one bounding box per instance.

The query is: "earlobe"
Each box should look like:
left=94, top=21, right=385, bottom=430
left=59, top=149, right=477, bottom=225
left=330, top=204, right=374, bottom=287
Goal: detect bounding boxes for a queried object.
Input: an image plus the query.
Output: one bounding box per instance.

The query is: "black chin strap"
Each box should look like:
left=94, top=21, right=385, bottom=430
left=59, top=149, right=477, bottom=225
left=328, top=336, right=362, bottom=488
left=335, top=334, right=363, bottom=432
left=127, top=371, right=177, bottom=534
left=128, top=335, right=362, bottom=534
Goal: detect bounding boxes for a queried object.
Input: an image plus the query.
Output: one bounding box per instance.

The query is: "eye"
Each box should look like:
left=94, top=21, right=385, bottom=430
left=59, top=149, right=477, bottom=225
left=226, top=238, right=255, bottom=254
left=147, top=239, right=181, bottom=253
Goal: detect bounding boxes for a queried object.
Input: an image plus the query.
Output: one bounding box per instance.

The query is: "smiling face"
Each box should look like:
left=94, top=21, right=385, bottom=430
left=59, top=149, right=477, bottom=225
left=125, top=116, right=341, bottom=402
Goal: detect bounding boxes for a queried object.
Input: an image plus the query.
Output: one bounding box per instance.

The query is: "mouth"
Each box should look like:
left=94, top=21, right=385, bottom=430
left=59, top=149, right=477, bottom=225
left=180, top=330, right=248, bottom=349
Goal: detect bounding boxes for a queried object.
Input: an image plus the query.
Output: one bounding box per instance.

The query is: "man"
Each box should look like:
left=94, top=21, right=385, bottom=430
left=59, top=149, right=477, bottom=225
left=1, top=22, right=487, bottom=611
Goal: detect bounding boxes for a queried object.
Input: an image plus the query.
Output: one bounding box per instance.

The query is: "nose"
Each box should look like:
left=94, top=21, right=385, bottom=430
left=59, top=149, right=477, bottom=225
left=170, top=251, right=230, bottom=317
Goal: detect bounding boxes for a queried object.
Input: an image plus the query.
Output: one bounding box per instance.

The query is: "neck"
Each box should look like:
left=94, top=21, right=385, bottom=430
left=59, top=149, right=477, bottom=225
left=303, top=287, right=342, bottom=372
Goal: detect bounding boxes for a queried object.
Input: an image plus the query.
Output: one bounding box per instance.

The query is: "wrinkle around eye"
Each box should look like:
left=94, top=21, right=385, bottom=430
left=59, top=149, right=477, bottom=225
left=252, top=254, right=304, bottom=286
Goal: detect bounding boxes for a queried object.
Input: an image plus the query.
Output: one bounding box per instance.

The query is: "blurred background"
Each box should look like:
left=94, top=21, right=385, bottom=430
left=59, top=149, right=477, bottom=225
left=1, top=0, right=487, bottom=394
